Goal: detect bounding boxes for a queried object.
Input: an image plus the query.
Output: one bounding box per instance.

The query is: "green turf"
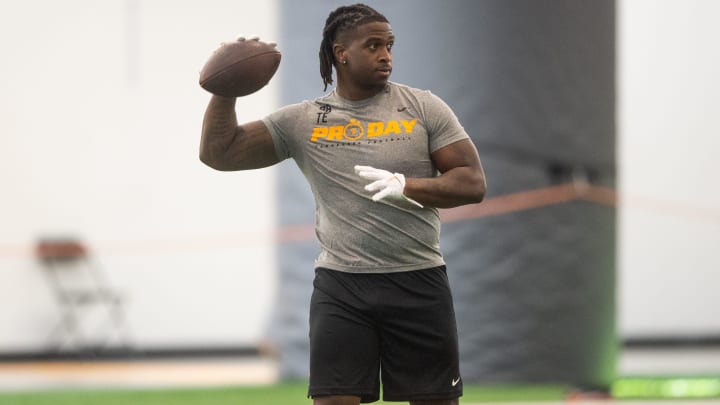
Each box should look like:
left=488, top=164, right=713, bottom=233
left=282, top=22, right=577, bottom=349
left=612, top=375, right=720, bottom=399
left=0, top=383, right=307, bottom=405
left=0, top=383, right=569, bottom=404
left=461, top=384, right=568, bottom=402
left=5, top=377, right=720, bottom=403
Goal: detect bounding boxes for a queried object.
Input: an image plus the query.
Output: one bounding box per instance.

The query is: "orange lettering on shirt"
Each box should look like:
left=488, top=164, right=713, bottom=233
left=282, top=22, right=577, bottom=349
left=383, top=120, right=401, bottom=135
left=401, top=119, right=417, bottom=133
left=327, top=126, right=344, bottom=141
left=311, top=127, right=328, bottom=142
left=367, top=122, right=385, bottom=138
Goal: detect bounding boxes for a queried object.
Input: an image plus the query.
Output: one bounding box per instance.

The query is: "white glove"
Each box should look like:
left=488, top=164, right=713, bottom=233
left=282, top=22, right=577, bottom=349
left=354, top=165, right=423, bottom=208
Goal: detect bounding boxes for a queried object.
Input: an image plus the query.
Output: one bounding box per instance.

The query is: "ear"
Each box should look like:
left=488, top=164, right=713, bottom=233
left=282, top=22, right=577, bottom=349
left=333, top=43, right=347, bottom=66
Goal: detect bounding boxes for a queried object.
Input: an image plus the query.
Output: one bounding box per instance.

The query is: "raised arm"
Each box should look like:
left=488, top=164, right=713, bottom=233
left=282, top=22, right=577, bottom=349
left=404, top=139, right=486, bottom=208
left=199, top=95, right=280, bottom=171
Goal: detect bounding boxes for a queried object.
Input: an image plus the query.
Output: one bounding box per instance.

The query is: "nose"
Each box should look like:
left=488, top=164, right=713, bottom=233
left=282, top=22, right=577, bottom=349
left=378, top=47, right=391, bottom=62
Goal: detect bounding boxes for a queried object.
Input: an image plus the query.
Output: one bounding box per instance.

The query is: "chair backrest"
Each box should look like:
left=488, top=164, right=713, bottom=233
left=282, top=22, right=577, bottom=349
left=36, top=239, right=88, bottom=263
left=35, top=238, right=103, bottom=294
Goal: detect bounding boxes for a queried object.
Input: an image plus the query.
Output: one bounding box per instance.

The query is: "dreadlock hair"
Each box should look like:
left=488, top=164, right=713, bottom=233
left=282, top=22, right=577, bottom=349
left=319, top=3, right=389, bottom=91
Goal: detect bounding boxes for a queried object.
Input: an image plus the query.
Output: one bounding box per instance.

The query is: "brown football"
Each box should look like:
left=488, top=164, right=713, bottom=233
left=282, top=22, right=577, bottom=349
left=199, top=38, right=281, bottom=97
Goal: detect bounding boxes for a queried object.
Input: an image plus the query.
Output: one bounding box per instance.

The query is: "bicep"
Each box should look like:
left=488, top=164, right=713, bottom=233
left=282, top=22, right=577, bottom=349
left=429, top=138, right=487, bottom=203
left=215, top=120, right=280, bottom=171
left=431, top=138, right=482, bottom=174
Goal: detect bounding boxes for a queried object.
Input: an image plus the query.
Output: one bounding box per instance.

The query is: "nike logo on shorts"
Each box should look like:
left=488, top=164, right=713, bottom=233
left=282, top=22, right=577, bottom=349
left=452, top=377, right=461, bottom=386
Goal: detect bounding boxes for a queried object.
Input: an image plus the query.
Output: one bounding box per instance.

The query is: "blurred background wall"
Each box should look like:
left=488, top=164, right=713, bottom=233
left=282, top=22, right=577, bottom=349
left=617, top=0, right=720, bottom=340
left=0, top=0, right=718, bottom=363
left=0, top=0, right=280, bottom=351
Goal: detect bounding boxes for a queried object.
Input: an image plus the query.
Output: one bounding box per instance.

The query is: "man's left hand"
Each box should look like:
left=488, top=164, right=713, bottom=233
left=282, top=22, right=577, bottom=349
left=354, top=165, right=423, bottom=208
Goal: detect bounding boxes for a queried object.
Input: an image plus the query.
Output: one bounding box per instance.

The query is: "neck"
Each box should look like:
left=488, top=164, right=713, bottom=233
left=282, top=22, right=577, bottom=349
left=335, top=78, right=387, bottom=101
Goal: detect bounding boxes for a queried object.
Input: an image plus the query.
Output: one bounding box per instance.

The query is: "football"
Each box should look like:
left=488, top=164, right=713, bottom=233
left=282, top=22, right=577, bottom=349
left=199, top=37, right=281, bottom=97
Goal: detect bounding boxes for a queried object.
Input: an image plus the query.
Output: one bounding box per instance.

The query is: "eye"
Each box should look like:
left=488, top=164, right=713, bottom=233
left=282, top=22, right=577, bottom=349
left=368, top=43, right=378, bottom=50
left=387, top=42, right=394, bottom=50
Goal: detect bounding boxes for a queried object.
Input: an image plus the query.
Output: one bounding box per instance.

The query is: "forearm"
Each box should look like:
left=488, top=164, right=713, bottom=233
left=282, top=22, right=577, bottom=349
left=404, top=166, right=486, bottom=209
left=199, top=95, right=238, bottom=168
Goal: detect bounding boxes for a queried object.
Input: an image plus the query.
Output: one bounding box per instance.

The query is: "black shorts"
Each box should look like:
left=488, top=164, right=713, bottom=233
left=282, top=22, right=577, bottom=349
left=308, top=266, right=462, bottom=403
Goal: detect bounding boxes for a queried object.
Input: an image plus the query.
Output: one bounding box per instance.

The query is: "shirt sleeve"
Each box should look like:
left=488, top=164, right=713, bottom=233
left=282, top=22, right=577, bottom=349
left=261, top=104, right=299, bottom=161
left=419, top=91, right=470, bottom=153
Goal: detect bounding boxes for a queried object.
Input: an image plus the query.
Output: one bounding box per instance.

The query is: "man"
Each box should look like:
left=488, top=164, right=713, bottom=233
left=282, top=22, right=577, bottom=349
left=199, top=4, right=486, bottom=404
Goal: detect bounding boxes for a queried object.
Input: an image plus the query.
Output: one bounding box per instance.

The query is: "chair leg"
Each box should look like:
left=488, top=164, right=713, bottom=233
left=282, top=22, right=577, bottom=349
left=47, top=304, right=84, bottom=351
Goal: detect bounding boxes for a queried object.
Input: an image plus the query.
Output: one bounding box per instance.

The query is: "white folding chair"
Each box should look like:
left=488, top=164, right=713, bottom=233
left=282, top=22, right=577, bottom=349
left=35, top=238, right=133, bottom=353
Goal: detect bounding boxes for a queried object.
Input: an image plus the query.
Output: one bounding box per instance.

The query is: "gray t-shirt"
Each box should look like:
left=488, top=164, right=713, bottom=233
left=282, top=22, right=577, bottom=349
left=262, top=82, right=469, bottom=273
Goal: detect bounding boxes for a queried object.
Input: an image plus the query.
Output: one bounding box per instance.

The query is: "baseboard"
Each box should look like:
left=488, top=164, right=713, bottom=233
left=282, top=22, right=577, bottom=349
left=0, top=345, right=261, bottom=362
left=3, top=336, right=719, bottom=362
left=623, top=335, right=720, bottom=348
